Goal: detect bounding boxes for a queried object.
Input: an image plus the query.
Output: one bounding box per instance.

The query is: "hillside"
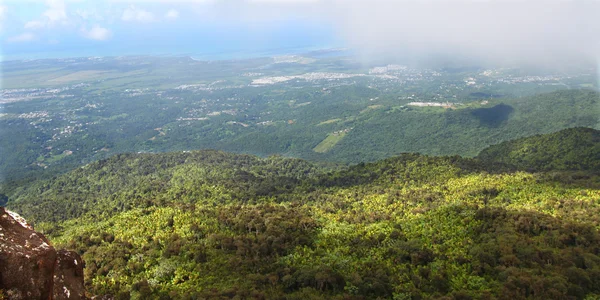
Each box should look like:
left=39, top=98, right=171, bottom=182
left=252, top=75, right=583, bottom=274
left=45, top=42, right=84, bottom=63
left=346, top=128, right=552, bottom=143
left=7, top=150, right=325, bottom=224
left=478, top=127, right=600, bottom=172
left=4, top=128, right=600, bottom=299
left=324, top=89, right=600, bottom=162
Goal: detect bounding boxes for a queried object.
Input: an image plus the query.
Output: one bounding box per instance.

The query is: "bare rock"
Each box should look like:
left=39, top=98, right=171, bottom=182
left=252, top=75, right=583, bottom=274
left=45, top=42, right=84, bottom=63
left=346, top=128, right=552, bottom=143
left=0, top=207, right=87, bottom=299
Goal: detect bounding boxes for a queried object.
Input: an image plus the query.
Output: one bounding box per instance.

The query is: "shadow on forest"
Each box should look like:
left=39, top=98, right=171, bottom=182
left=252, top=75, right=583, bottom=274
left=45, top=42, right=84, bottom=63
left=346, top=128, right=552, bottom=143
left=471, top=104, right=514, bottom=127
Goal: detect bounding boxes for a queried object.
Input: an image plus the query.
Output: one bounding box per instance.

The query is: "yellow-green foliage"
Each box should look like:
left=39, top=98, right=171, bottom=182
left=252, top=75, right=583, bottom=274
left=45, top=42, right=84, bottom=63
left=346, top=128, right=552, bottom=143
left=8, top=145, right=600, bottom=299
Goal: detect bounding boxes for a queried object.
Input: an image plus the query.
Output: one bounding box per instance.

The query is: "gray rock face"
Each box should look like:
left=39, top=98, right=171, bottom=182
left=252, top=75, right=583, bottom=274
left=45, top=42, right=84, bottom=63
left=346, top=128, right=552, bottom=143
left=0, top=207, right=87, bottom=300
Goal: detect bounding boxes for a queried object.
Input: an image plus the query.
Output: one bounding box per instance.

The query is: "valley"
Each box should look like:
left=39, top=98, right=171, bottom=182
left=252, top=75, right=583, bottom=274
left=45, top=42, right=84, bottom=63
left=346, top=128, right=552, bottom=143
left=1, top=55, right=598, bottom=189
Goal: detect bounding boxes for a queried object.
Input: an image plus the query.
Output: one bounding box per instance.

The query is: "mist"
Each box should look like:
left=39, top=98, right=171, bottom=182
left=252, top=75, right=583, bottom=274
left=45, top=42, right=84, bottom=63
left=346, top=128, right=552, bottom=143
left=233, top=0, right=600, bottom=69
left=326, top=1, right=600, bottom=69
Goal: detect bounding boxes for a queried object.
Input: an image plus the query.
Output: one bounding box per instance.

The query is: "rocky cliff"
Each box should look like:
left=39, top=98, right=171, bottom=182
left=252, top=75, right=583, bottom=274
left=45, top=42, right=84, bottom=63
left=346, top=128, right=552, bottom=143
left=0, top=207, right=86, bottom=299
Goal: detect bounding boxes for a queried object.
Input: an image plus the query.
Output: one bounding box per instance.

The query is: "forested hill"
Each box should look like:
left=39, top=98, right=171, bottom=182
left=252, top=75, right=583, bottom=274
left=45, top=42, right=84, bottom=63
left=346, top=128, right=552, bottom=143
left=4, top=128, right=600, bottom=299
left=6, top=150, right=327, bottom=224
left=319, top=89, right=600, bottom=163
left=478, top=127, right=600, bottom=172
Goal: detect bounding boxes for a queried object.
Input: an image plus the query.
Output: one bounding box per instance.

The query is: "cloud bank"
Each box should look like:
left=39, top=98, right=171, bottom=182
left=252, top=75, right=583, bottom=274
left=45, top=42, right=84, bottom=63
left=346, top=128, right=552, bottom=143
left=173, top=0, right=600, bottom=67
left=321, top=0, right=600, bottom=67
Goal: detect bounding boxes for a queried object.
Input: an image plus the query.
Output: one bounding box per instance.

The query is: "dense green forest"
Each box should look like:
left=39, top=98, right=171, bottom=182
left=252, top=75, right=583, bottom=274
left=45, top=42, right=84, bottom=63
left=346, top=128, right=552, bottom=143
left=324, top=90, right=600, bottom=162
left=477, top=127, right=600, bottom=172
left=5, top=127, right=600, bottom=299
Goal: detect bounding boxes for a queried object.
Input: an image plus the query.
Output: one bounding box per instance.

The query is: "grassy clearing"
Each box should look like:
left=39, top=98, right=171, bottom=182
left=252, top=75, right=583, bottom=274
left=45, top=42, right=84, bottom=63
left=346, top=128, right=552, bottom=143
left=3, top=67, right=150, bottom=89
left=48, top=70, right=112, bottom=83
left=313, top=132, right=346, bottom=153
left=295, top=102, right=312, bottom=108
left=43, top=152, right=71, bottom=164
left=360, top=105, right=384, bottom=114
left=2, top=68, right=70, bottom=89
left=317, top=118, right=341, bottom=126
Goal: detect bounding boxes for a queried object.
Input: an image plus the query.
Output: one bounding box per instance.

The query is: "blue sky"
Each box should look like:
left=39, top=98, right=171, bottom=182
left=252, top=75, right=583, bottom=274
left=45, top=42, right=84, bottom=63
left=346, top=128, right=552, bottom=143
left=0, top=0, right=341, bottom=60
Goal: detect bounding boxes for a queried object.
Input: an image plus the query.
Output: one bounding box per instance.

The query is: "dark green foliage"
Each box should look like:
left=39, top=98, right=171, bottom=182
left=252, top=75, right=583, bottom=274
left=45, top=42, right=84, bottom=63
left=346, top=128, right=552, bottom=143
left=7, top=150, right=324, bottom=223
left=6, top=128, right=600, bottom=298
left=478, top=127, right=600, bottom=172
left=470, top=104, right=514, bottom=127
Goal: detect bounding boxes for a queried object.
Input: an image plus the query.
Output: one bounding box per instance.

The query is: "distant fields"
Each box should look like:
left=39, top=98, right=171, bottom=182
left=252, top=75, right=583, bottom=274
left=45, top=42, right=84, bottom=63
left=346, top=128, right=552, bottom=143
left=1, top=55, right=598, bottom=186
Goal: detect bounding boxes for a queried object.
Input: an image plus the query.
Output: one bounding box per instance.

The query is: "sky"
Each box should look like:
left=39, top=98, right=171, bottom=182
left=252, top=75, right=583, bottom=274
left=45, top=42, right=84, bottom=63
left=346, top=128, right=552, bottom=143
left=0, top=0, right=340, bottom=60
left=0, top=0, right=599, bottom=67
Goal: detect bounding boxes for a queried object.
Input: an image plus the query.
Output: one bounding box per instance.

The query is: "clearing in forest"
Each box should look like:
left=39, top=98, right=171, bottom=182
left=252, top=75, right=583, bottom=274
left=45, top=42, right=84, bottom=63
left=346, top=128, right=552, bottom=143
left=317, top=118, right=341, bottom=126
left=360, top=105, right=384, bottom=114
left=313, top=132, right=347, bottom=153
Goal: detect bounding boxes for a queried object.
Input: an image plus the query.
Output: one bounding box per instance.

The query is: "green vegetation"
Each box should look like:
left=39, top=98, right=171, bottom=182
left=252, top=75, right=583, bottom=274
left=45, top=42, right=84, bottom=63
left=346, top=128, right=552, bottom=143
left=5, top=128, right=600, bottom=299
left=330, top=90, right=599, bottom=162
left=313, top=132, right=347, bottom=153
left=478, top=127, right=600, bottom=172
left=2, top=55, right=598, bottom=190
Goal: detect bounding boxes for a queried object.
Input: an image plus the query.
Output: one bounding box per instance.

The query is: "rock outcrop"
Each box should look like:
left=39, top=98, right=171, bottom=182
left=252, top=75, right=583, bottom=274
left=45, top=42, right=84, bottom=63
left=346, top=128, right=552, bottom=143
left=0, top=207, right=86, bottom=299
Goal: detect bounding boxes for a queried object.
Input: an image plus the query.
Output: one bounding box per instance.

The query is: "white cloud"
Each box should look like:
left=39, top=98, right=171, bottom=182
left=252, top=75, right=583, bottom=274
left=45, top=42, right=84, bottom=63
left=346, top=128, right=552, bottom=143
left=24, top=20, right=46, bottom=29
left=165, top=9, right=179, bottom=19
left=122, top=6, right=155, bottom=22
left=7, top=32, right=36, bottom=43
left=43, top=0, right=67, bottom=23
left=21, top=0, right=69, bottom=31
left=81, top=25, right=112, bottom=41
left=0, top=5, right=7, bottom=32
left=76, top=9, right=92, bottom=19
